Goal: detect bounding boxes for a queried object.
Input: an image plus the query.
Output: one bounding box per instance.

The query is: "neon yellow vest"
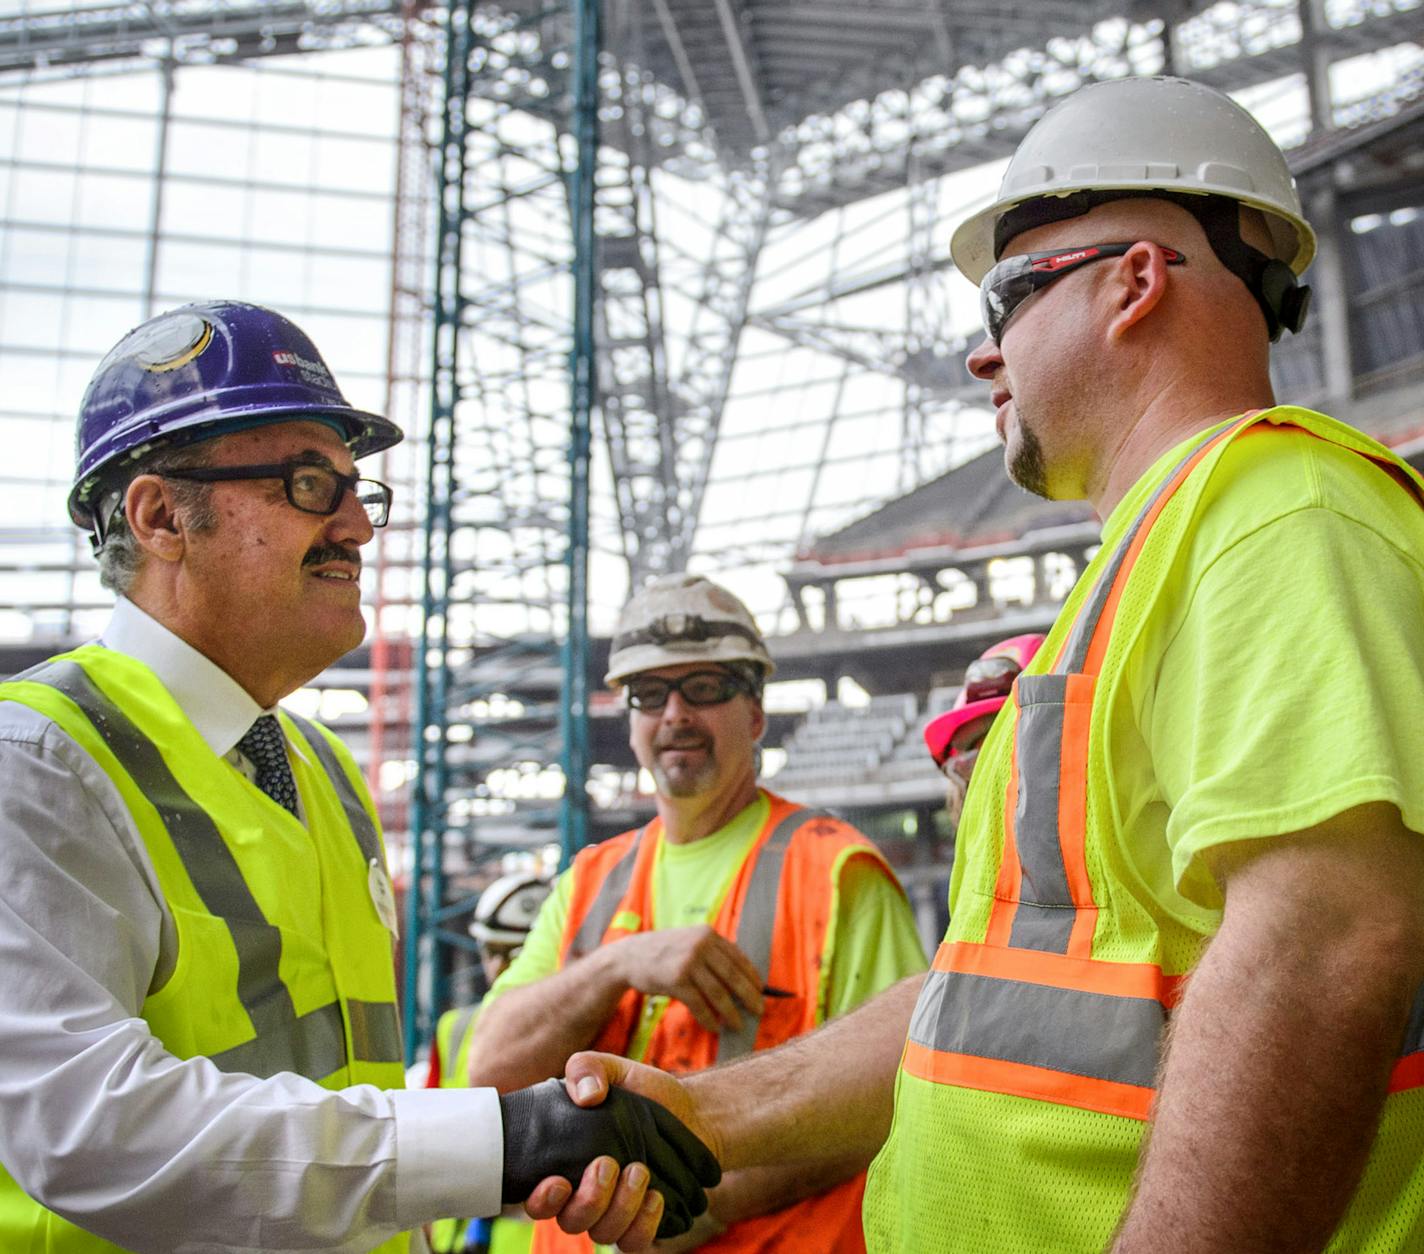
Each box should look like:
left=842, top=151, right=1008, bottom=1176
left=0, top=645, right=410, bottom=1253
left=864, top=409, right=1424, bottom=1252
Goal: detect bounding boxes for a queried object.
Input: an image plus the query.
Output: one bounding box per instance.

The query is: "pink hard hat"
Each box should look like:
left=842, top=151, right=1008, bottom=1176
left=924, top=633, right=1046, bottom=767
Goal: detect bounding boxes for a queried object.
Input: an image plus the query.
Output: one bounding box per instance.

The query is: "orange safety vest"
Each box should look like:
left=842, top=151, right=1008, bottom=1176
left=532, top=792, right=894, bottom=1254
left=902, top=412, right=1424, bottom=1127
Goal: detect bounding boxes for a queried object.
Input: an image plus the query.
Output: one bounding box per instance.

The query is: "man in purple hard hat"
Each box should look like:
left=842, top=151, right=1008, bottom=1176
left=0, top=302, right=716, bottom=1253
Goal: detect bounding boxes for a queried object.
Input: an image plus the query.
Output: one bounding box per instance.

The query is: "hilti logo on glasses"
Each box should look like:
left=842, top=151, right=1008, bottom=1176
left=1033, top=248, right=1102, bottom=272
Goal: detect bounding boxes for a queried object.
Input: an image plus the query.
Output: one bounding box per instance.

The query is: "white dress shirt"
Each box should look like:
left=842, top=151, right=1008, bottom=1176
left=0, top=598, right=502, bottom=1252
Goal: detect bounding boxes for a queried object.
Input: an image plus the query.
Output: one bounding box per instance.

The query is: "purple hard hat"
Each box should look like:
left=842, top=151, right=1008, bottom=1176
left=68, top=300, right=403, bottom=530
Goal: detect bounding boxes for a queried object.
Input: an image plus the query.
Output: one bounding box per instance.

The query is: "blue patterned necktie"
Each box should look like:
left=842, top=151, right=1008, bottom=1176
left=237, top=714, right=299, bottom=816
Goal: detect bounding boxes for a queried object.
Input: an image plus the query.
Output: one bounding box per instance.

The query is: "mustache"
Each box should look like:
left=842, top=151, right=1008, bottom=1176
left=302, top=542, right=362, bottom=571
left=654, top=733, right=709, bottom=751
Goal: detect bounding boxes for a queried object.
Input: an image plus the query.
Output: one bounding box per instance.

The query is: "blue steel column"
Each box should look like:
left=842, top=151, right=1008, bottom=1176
left=559, top=0, right=598, bottom=868
left=405, top=0, right=473, bottom=1063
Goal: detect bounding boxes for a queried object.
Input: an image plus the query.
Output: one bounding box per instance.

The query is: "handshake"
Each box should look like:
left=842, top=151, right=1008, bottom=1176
left=499, top=1059, right=719, bottom=1249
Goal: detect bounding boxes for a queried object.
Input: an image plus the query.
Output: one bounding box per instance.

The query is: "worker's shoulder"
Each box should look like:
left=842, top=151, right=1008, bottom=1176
left=0, top=693, right=84, bottom=758
left=770, top=795, right=880, bottom=850
left=569, top=822, right=643, bottom=869
left=1196, top=414, right=1424, bottom=550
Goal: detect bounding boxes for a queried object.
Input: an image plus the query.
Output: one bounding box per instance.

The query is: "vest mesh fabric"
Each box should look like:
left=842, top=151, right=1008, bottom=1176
left=238, top=714, right=299, bottom=815
left=865, top=411, right=1424, bottom=1251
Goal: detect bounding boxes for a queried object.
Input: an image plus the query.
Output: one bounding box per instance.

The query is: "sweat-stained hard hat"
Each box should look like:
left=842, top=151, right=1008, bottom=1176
left=605, top=572, right=775, bottom=687
left=69, top=300, right=403, bottom=540
left=469, top=872, right=551, bottom=948
left=950, top=75, right=1315, bottom=340
left=924, top=633, right=1046, bottom=768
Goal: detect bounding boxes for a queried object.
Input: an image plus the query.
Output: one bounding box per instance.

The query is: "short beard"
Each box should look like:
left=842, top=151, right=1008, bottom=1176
left=651, top=748, right=718, bottom=798
left=1008, top=417, right=1050, bottom=498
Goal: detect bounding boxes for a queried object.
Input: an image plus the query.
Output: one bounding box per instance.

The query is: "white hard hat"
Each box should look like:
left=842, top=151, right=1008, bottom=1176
left=605, top=572, right=775, bottom=687
left=469, top=873, right=551, bottom=947
left=951, top=76, right=1316, bottom=285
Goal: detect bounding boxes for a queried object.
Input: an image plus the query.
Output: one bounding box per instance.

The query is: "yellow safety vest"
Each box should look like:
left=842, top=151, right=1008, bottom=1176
left=864, top=409, right=1424, bottom=1252
left=0, top=645, right=410, bottom=1253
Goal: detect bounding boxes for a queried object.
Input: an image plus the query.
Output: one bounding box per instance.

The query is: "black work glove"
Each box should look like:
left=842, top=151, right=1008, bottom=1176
left=499, top=1078, right=722, bottom=1240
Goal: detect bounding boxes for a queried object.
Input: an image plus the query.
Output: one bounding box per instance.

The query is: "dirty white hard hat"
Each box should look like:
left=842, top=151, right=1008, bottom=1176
left=605, top=572, right=775, bottom=686
left=469, top=873, right=551, bottom=947
left=950, top=75, right=1316, bottom=285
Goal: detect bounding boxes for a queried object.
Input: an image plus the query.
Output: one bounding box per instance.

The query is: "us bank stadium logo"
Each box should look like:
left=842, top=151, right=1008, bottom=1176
left=131, top=313, right=214, bottom=374
left=272, top=349, right=336, bottom=392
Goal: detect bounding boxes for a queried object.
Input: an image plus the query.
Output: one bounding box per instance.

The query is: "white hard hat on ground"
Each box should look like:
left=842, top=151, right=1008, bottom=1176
left=605, top=572, right=775, bottom=686
left=951, top=75, right=1315, bottom=340
left=469, top=873, right=551, bottom=948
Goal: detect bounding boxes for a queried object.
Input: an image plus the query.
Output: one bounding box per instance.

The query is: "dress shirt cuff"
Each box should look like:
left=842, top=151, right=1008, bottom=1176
left=391, top=1085, right=504, bottom=1228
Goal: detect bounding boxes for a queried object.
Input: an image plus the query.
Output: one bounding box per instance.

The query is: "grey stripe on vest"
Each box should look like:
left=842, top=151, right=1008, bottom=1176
left=1058, top=426, right=1229, bottom=676
left=1008, top=674, right=1076, bottom=954
left=348, top=998, right=405, bottom=1064
left=29, top=661, right=348, bottom=1081
left=569, top=829, right=645, bottom=960
left=211, top=999, right=347, bottom=1077
left=444, top=1002, right=482, bottom=1061
left=716, top=806, right=830, bottom=1064
left=1402, top=980, right=1424, bottom=1056
left=286, top=711, right=382, bottom=866
left=909, top=967, right=1165, bottom=1091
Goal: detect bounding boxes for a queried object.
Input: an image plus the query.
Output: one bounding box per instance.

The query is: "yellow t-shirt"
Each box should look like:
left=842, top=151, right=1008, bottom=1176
left=1108, top=415, right=1424, bottom=917
left=489, top=790, right=926, bottom=1060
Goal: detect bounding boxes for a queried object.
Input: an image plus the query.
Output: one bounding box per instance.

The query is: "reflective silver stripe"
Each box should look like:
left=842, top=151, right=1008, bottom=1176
left=211, top=999, right=346, bottom=1078
left=1009, top=675, right=1075, bottom=954
left=348, top=998, right=404, bottom=1064
left=25, top=661, right=347, bottom=1081
left=1404, top=981, right=1424, bottom=1056
left=908, top=967, right=1165, bottom=1090
left=443, top=1002, right=482, bottom=1062
left=716, top=806, right=824, bottom=1063
left=287, top=711, right=382, bottom=866
left=568, top=829, right=644, bottom=959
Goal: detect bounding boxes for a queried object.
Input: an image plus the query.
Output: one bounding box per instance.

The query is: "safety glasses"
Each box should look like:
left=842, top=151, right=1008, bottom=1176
left=625, top=669, right=752, bottom=711
left=161, top=461, right=393, bottom=527
left=980, top=243, right=1185, bottom=344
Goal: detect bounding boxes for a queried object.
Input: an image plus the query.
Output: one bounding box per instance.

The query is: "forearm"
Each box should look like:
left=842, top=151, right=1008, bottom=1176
left=1114, top=816, right=1424, bottom=1252
left=711, top=1152, right=867, bottom=1225
left=688, top=973, right=922, bottom=1171
left=468, top=948, right=632, bottom=1091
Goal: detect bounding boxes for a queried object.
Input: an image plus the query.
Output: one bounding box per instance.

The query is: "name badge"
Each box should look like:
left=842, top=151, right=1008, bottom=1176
left=368, top=856, right=400, bottom=938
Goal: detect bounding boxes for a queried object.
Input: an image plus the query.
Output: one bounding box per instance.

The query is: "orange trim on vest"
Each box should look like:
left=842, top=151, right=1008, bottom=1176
left=902, top=1039, right=1156, bottom=1122
left=1390, top=1052, right=1424, bottom=1094
left=1059, top=671, right=1098, bottom=958
left=540, top=793, right=891, bottom=1253
left=935, top=941, right=1186, bottom=1007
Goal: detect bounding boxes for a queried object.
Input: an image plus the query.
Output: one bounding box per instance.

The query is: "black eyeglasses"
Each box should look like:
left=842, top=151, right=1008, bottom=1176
left=625, top=670, right=752, bottom=711
left=160, top=462, right=393, bottom=527
left=980, top=243, right=1185, bottom=344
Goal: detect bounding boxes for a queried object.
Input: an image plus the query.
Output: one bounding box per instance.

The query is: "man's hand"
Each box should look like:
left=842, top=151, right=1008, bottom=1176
left=500, top=1078, right=721, bottom=1247
left=608, top=926, right=764, bottom=1032
left=563, top=1051, right=719, bottom=1164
